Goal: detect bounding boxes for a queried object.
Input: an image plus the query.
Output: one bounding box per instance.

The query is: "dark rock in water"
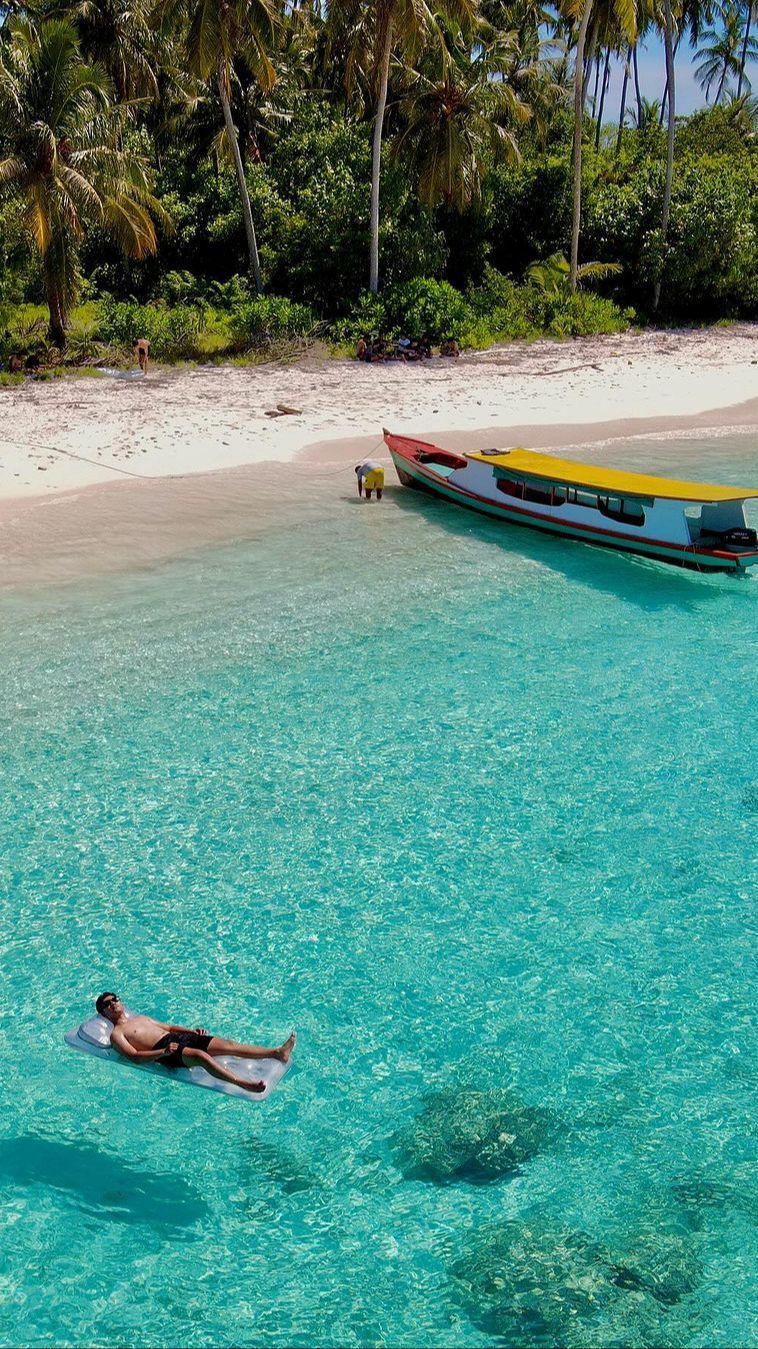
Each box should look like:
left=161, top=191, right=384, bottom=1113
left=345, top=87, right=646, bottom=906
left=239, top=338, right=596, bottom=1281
left=450, top=1219, right=617, bottom=1345
left=394, top=1087, right=563, bottom=1184
left=450, top=1215, right=706, bottom=1347
left=608, top=1230, right=703, bottom=1306
left=670, top=1171, right=758, bottom=1225
left=247, top=1138, right=321, bottom=1194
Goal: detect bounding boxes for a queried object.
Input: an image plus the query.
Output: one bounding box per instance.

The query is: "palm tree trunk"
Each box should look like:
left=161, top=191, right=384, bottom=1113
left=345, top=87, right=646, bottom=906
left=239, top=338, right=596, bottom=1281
left=715, top=58, right=728, bottom=104
left=595, top=47, right=611, bottom=148
left=617, top=46, right=631, bottom=153
left=632, top=43, right=643, bottom=126
left=370, top=19, right=392, bottom=293
left=571, top=0, right=594, bottom=293
left=217, top=67, right=263, bottom=295
left=591, top=49, right=601, bottom=115
left=45, top=267, right=67, bottom=349
left=653, top=0, right=676, bottom=312
left=660, top=32, right=681, bottom=124
left=737, top=1, right=753, bottom=97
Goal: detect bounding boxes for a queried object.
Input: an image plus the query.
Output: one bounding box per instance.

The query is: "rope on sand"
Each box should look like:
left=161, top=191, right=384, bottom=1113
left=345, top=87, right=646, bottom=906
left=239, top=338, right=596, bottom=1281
left=4, top=439, right=156, bottom=481
left=5, top=436, right=394, bottom=489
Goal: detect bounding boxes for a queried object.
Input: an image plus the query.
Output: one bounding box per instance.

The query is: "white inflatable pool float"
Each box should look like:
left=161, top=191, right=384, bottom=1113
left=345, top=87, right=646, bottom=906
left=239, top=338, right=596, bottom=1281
left=64, top=1012, right=291, bottom=1101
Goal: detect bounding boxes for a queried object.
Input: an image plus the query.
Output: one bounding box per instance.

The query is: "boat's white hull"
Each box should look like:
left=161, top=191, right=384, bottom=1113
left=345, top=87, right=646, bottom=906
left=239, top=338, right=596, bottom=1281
left=390, top=449, right=756, bottom=574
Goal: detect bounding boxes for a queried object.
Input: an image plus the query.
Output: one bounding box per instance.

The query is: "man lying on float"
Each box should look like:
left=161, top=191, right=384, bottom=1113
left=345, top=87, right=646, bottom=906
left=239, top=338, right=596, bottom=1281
left=95, top=993, right=295, bottom=1095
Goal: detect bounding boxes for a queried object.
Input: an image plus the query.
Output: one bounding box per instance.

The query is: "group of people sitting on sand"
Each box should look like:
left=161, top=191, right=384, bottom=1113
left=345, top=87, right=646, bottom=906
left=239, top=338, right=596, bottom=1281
left=356, top=335, right=460, bottom=363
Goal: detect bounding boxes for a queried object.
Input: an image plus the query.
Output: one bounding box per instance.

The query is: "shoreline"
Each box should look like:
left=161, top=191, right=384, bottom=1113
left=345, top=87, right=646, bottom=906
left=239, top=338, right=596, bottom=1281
left=300, top=395, right=758, bottom=465
left=1, top=326, right=756, bottom=593
left=0, top=394, right=756, bottom=596
left=1, top=325, right=756, bottom=501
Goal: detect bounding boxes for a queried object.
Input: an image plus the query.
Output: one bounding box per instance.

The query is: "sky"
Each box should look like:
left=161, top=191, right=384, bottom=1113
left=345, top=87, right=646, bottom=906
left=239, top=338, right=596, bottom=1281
left=597, top=36, right=758, bottom=120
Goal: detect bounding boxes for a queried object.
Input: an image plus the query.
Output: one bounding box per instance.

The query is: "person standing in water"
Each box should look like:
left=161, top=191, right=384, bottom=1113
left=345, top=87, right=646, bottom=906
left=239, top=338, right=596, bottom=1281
left=355, top=459, right=385, bottom=500
left=95, top=992, right=295, bottom=1094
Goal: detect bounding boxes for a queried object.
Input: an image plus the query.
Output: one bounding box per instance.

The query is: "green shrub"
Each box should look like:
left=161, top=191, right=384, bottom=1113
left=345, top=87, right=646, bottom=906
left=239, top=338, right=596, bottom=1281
left=383, top=278, right=474, bottom=341
left=98, top=298, right=204, bottom=358
left=204, top=274, right=254, bottom=309
left=332, top=268, right=629, bottom=351
left=466, top=267, right=538, bottom=340
left=489, top=159, right=573, bottom=277
left=156, top=270, right=208, bottom=307
left=329, top=292, right=388, bottom=345
left=266, top=105, right=446, bottom=311
left=331, top=279, right=474, bottom=346
left=582, top=154, right=758, bottom=318
left=466, top=265, right=518, bottom=315
left=517, top=288, right=611, bottom=338
left=228, top=295, right=319, bottom=349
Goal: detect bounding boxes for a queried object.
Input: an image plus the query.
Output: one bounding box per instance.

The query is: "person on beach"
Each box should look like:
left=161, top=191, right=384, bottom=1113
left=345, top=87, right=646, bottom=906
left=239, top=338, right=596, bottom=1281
left=133, top=337, right=150, bottom=373
left=95, top=992, right=295, bottom=1095
left=355, top=459, right=384, bottom=500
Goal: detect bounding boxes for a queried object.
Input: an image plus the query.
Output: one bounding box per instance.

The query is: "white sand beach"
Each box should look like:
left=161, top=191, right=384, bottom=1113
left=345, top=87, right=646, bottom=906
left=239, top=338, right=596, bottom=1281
left=1, top=324, right=756, bottom=589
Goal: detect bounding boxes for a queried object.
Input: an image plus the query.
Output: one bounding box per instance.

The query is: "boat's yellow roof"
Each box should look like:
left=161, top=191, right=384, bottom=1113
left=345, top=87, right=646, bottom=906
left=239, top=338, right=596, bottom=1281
left=467, top=448, right=758, bottom=503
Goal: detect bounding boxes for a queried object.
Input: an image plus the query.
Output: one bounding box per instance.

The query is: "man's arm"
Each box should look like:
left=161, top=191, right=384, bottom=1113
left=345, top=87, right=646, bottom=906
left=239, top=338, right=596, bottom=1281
left=110, top=1025, right=175, bottom=1062
left=164, top=1022, right=209, bottom=1035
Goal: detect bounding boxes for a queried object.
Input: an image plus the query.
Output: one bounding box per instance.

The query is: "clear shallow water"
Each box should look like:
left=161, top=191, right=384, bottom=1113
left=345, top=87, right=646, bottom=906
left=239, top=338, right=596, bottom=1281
left=0, top=433, right=756, bottom=1349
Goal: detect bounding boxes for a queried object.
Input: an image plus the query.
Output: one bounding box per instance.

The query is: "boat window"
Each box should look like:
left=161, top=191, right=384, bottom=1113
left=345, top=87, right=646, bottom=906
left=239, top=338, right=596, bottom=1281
left=570, top=489, right=599, bottom=508
left=497, top=478, right=564, bottom=507
left=496, top=478, right=524, bottom=498
left=597, top=496, right=646, bottom=526
left=523, top=483, right=553, bottom=505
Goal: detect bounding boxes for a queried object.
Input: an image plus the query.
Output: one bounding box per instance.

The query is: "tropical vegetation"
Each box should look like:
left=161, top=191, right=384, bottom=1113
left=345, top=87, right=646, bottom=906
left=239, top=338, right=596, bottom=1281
left=0, top=0, right=756, bottom=364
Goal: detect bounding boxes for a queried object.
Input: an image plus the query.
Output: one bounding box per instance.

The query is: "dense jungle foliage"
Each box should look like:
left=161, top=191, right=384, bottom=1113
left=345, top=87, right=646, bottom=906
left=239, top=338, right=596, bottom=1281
left=0, top=0, right=756, bottom=364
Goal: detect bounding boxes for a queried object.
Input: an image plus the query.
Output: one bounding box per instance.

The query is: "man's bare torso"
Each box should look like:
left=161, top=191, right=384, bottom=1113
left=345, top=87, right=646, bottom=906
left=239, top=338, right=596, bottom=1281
left=116, top=1014, right=166, bottom=1050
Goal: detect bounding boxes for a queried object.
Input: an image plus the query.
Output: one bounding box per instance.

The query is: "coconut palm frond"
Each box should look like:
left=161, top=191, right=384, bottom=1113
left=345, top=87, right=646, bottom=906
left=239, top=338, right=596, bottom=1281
left=0, top=15, right=165, bottom=342
left=527, top=251, right=622, bottom=294
left=100, top=193, right=159, bottom=258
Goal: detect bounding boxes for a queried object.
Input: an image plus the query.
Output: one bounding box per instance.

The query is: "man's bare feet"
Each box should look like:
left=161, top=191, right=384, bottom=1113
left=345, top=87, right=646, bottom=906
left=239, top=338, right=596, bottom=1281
left=277, top=1031, right=296, bottom=1063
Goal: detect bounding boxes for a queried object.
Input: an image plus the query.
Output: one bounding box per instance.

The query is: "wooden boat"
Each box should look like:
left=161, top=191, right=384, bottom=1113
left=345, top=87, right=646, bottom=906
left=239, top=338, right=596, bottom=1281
left=384, top=430, right=758, bottom=574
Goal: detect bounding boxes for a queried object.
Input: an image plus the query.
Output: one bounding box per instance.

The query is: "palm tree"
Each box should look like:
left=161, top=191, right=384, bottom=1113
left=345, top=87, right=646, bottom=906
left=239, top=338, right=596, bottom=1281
left=481, top=0, right=554, bottom=74
left=330, top=0, right=476, bottom=292
left=156, top=0, right=278, bottom=294
left=632, top=38, right=643, bottom=122
left=659, top=0, right=715, bottom=123
left=653, top=0, right=675, bottom=311
left=561, top=0, right=636, bottom=291
left=696, top=3, right=756, bottom=102
left=594, top=43, right=612, bottom=147
left=394, top=34, right=530, bottom=209
left=616, top=42, right=632, bottom=151
left=737, top=0, right=754, bottom=95
left=0, top=17, right=165, bottom=345
left=630, top=93, right=662, bottom=126
left=43, top=0, right=161, bottom=103
left=526, top=251, right=621, bottom=292
left=724, top=87, right=758, bottom=125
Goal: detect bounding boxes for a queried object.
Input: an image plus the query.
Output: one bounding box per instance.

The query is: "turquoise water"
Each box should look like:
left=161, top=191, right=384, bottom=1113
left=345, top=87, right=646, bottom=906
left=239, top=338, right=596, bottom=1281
left=0, top=432, right=756, bottom=1348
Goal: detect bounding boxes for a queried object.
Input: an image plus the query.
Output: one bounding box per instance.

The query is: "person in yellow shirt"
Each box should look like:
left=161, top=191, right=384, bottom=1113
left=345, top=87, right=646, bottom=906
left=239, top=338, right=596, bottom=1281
left=355, top=459, right=385, bottom=500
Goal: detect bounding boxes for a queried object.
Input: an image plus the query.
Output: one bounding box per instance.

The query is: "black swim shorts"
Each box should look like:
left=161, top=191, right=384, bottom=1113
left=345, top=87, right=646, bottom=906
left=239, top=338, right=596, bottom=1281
left=153, top=1030, right=212, bottom=1068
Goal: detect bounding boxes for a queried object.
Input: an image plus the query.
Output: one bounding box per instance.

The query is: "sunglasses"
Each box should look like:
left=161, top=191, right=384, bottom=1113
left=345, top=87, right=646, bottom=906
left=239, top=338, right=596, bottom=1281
left=101, top=997, right=119, bottom=1008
